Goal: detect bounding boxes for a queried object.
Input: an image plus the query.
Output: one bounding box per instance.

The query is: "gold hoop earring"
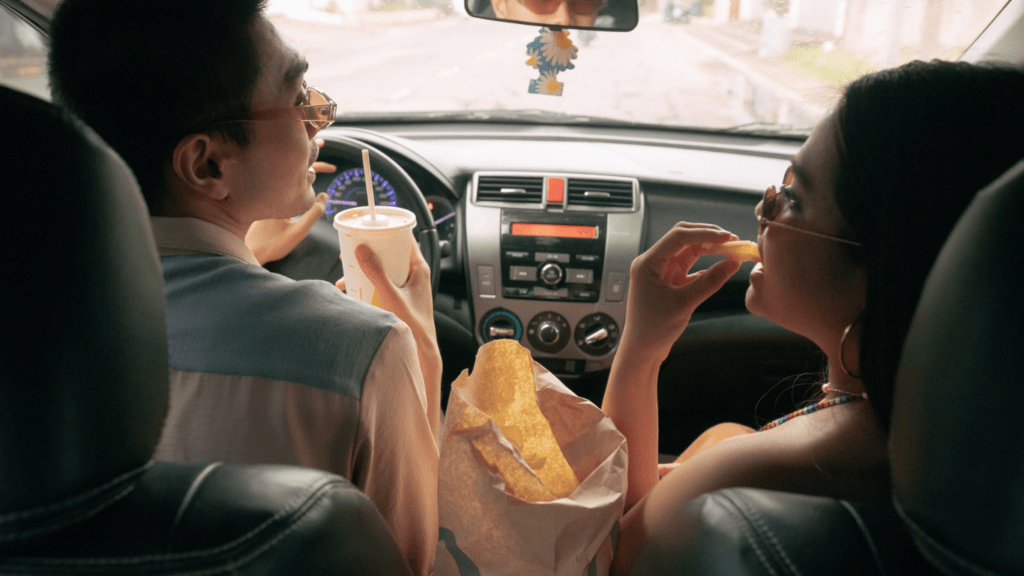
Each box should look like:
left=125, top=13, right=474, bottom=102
left=840, top=316, right=862, bottom=379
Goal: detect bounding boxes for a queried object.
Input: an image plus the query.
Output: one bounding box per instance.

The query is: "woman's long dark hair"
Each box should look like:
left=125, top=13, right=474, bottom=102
left=833, top=60, right=1024, bottom=432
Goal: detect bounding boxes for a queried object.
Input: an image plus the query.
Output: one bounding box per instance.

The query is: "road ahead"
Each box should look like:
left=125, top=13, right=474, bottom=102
left=272, top=12, right=827, bottom=130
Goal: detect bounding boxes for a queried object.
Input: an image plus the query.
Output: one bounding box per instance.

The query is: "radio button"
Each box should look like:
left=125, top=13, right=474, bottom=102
left=505, top=251, right=530, bottom=259
left=477, top=265, right=495, bottom=296
left=572, top=290, right=598, bottom=301
left=576, top=254, right=600, bottom=263
left=535, top=252, right=570, bottom=263
left=539, top=263, right=564, bottom=286
left=510, top=266, right=538, bottom=281
left=533, top=286, right=568, bottom=298
left=566, top=268, right=594, bottom=284
left=503, top=287, right=531, bottom=298
left=605, top=272, right=626, bottom=302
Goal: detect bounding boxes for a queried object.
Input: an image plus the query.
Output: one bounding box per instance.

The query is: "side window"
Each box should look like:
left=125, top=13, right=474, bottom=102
left=0, top=3, right=48, bottom=100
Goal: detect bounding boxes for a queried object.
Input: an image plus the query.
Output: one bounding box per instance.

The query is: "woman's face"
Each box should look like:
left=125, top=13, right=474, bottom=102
left=745, top=113, right=866, bottom=354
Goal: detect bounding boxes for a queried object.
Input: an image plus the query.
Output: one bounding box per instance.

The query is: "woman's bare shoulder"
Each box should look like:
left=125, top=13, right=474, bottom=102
left=647, top=402, right=888, bottom=520
left=610, top=402, right=889, bottom=576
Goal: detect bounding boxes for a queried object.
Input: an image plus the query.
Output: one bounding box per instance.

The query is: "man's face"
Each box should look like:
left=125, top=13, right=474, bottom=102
left=491, top=0, right=599, bottom=27
left=234, top=16, right=319, bottom=222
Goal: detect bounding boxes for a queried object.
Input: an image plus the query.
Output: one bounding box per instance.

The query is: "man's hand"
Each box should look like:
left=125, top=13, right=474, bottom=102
left=337, top=243, right=443, bottom=435
left=245, top=138, right=337, bottom=265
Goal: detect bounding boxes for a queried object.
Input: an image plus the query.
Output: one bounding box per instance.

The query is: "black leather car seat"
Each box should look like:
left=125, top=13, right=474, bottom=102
left=888, top=156, right=1024, bottom=576
left=0, top=85, right=412, bottom=575
left=628, top=157, right=1024, bottom=576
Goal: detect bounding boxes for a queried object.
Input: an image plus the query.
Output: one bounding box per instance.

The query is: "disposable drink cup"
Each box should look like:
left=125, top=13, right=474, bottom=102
left=334, top=206, right=417, bottom=306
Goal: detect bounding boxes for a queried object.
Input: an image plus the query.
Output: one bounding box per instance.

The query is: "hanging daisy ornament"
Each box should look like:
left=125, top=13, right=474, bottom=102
left=525, top=27, right=578, bottom=97
left=525, top=47, right=541, bottom=69
left=530, top=70, right=564, bottom=96
left=540, top=29, right=578, bottom=70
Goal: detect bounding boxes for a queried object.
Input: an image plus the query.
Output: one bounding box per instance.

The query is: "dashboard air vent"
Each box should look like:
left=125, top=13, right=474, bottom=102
left=476, top=175, right=543, bottom=204
left=566, top=178, right=634, bottom=208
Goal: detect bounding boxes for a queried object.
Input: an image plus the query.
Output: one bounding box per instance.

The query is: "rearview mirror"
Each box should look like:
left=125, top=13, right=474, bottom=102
left=464, top=0, right=638, bottom=31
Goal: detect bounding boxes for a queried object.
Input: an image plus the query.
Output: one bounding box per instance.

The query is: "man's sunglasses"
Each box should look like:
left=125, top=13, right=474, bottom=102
left=759, top=166, right=862, bottom=246
left=518, top=0, right=603, bottom=16
left=200, top=86, right=337, bottom=138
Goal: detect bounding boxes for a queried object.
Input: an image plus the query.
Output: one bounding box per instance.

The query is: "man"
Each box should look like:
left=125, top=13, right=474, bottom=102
left=489, top=0, right=603, bottom=28
left=48, top=1, right=440, bottom=574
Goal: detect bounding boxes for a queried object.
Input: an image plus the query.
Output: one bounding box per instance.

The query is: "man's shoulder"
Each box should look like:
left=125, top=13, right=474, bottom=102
left=160, top=254, right=399, bottom=398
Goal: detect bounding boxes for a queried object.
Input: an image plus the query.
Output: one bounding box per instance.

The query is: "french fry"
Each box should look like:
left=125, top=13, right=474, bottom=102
left=705, top=240, right=761, bottom=263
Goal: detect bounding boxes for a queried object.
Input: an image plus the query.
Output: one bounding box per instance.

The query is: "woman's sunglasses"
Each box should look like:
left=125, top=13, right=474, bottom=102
left=759, top=166, right=863, bottom=246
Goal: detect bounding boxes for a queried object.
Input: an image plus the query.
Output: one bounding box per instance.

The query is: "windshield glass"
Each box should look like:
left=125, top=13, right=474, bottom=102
left=0, top=3, right=48, bottom=100
left=270, top=0, right=1008, bottom=134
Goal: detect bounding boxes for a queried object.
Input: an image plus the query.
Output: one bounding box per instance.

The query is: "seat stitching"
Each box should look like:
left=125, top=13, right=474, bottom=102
left=732, top=492, right=802, bottom=576
left=0, top=462, right=153, bottom=524
left=168, top=463, right=222, bottom=553
left=718, top=492, right=781, bottom=576
left=0, top=485, right=137, bottom=544
left=893, top=497, right=1001, bottom=576
left=839, top=501, right=887, bottom=576
left=0, top=476, right=348, bottom=571
left=0, top=462, right=153, bottom=543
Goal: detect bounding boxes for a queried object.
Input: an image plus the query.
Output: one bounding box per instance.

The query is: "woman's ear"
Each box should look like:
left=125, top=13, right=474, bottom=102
left=171, top=133, right=233, bottom=201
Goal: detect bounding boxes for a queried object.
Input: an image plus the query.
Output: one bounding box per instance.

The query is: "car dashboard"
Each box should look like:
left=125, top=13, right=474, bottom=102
left=290, top=122, right=821, bottom=452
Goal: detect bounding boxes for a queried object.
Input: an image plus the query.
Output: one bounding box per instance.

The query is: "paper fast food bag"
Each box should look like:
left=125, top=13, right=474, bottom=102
left=435, top=340, right=628, bottom=576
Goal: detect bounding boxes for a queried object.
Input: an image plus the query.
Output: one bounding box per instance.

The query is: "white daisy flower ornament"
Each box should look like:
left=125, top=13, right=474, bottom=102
left=529, top=70, right=564, bottom=96
left=524, top=27, right=579, bottom=97
left=540, top=29, right=577, bottom=71
left=525, top=47, right=541, bottom=69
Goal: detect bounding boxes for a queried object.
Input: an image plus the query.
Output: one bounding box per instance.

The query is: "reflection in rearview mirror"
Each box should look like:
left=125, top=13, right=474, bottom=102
left=464, top=0, right=638, bottom=31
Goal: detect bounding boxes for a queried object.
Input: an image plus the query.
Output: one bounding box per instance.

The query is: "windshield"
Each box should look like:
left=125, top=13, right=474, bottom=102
left=0, top=0, right=1010, bottom=134
left=269, top=0, right=1009, bottom=134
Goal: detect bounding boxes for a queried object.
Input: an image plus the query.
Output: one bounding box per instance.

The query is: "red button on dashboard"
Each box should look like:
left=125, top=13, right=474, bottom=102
left=547, top=177, right=564, bottom=204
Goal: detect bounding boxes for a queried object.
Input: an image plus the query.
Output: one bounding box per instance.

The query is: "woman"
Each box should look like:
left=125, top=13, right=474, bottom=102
left=603, top=60, right=1024, bottom=574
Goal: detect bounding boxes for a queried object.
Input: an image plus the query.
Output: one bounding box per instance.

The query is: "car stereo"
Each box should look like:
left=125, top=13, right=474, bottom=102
left=499, top=210, right=606, bottom=303
left=465, top=171, right=644, bottom=376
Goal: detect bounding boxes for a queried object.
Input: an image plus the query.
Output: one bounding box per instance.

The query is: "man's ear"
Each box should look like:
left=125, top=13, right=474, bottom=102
left=491, top=0, right=509, bottom=18
left=171, top=133, right=236, bottom=201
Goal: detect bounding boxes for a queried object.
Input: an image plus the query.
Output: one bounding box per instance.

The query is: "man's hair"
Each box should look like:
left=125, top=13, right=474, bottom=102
left=832, top=60, right=1024, bottom=431
left=49, top=0, right=269, bottom=214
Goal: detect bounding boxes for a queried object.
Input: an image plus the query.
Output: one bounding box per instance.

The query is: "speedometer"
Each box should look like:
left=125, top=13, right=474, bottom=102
left=324, top=169, right=398, bottom=219
left=425, top=195, right=457, bottom=243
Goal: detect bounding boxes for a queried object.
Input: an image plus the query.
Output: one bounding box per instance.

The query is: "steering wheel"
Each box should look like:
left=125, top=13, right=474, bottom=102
left=264, top=135, right=441, bottom=298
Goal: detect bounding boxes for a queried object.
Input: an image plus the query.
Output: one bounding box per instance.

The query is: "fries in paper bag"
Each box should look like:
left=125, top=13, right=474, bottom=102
left=435, top=340, right=628, bottom=576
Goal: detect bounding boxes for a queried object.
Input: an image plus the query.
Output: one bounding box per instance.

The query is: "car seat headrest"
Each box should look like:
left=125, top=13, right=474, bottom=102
left=891, top=157, right=1024, bottom=575
left=0, top=86, right=169, bottom=514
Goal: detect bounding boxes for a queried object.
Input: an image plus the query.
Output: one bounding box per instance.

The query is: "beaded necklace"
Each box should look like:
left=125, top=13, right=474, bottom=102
left=758, top=393, right=864, bottom=432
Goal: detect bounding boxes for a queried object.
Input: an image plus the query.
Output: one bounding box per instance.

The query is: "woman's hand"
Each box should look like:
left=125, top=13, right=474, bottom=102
left=336, top=243, right=442, bottom=435
left=245, top=193, right=328, bottom=265
left=620, top=222, right=742, bottom=362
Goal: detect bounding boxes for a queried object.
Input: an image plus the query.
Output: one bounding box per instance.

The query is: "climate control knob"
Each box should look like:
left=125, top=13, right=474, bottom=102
left=480, top=308, right=522, bottom=343
left=527, top=311, right=570, bottom=353
left=537, top=321, right=561, bottom=344
left=574, top=313, right=620, bottom=356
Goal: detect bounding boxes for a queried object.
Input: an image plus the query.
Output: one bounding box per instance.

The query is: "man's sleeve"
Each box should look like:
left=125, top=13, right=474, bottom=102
left=353, top=321, right=439, bottom=576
